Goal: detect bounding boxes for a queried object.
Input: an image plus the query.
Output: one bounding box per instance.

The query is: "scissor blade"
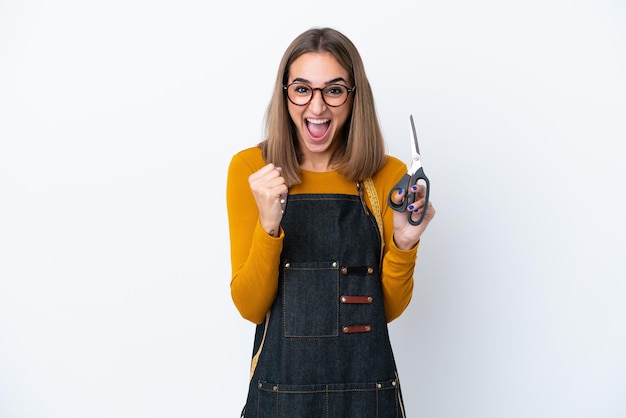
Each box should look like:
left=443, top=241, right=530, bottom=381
left=409, top=114, right=420, bottom=156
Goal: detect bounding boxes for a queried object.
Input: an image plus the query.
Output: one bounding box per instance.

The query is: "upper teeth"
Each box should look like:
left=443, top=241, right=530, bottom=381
left=307, top=119, right=329, bottom=124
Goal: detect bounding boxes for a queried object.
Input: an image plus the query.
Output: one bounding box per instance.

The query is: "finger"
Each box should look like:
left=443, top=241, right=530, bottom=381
left=408, top=196, right=425, bottom=210
left=411, top=201, right=435, bottom=223
left=249, top=163, right=281, bottom=183
left=406, top=202, right=421, bottom=213
left=391, top=188, right=405, bottom=205
left=249, top=163, right=274, bottom=179
left=410, top=184, right=427, bottom=199
left=249, top=166, right=284, bottom=193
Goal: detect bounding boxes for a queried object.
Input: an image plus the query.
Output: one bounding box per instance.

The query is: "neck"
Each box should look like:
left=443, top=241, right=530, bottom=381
left=301, top=156, right=338, bottom=172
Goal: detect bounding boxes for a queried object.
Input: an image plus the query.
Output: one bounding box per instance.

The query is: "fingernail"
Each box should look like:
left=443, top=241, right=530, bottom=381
left=411, top=185, right=417, bottom=192
left=408, top=205, right=414, bottom=211
left=398, top=189, right=404, bottom=196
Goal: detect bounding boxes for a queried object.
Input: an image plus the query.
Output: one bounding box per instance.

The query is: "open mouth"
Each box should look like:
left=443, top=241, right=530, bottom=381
left=306, top=118, right=330, bottom=140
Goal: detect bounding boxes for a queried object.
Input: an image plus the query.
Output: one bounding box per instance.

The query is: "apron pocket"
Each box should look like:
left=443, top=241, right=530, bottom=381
left=257, top=379, right=401, bottom=418
left=283, top=260, right=339, bottom=337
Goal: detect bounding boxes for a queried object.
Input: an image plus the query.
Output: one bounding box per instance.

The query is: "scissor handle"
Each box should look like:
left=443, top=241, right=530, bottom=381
left=387, top=169, right=430, bottom=226
left=409, top=169, right=430, bottom=226
left=388, top=173, right=413, bottom=212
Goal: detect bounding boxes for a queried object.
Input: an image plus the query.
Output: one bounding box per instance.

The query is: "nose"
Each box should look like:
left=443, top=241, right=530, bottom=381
left=308, top=88, right=327, bottom=113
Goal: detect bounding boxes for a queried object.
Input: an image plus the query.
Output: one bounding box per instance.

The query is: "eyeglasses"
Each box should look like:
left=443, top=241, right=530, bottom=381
left=283, top=82, right=356, bottom=107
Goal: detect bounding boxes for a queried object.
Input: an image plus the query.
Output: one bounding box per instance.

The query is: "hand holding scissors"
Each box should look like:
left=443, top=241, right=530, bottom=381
left=388, top=115, right=431, bottom=226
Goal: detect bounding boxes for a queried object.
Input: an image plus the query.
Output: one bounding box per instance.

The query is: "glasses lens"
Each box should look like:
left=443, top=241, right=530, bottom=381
left=287, top=83, right=313, bottom=105
left=322, top=85, right=348, bottom=106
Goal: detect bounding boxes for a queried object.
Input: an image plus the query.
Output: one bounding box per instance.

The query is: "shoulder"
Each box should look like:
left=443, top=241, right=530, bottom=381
left=229, top=146, right=266, bottom=174
left=381, top=155, right=406, bottom=171
left=373, top=155, right=407, bottom=187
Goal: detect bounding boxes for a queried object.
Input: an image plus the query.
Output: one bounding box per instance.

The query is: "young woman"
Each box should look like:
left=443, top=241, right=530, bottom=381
left=227, top=27, right=435, bottom=417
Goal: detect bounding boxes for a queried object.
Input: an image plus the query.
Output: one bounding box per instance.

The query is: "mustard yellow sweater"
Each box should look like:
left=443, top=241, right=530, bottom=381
left=227, top=146, right=419, bottom=324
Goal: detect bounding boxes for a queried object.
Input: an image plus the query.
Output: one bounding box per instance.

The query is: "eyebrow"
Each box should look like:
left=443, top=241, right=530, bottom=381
left=291, top=77, right=348, bottom=85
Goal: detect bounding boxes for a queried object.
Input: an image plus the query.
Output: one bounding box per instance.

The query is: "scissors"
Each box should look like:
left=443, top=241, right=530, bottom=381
left=387, top=114, right=430, bottom=226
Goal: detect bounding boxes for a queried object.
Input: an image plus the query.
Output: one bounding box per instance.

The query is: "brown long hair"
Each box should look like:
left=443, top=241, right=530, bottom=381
left=259, top=27, right=386, bottom=186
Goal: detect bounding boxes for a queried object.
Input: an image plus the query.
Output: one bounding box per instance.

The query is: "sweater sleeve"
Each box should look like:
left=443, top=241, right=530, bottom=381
left=227, top=148, right=284, bottom=324
left=373, top=156, right=420, bottom=322
left=380, top=239, right=418, bottom=322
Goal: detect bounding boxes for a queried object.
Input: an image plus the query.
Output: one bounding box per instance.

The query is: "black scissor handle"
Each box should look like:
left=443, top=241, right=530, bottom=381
left=408, top=170, right=430, bottom=226
left=388, top=173, right=413, bottom=212
left=388, top=170, right=430, bottom=226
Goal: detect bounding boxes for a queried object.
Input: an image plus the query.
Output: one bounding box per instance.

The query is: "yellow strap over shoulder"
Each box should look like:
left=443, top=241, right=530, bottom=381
left=363, top=177, right=384, bottom=259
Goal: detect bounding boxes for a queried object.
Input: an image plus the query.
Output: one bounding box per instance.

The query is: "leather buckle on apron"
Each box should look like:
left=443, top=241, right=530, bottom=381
left=340, top=295, right=374, bottom=304
left=342, top=324, right=372, bottom=334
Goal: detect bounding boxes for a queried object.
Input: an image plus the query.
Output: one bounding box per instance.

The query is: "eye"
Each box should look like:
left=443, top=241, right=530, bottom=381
left=293, top=84, right=312, bottom=95
left=324, top=85, right=346, bottom=97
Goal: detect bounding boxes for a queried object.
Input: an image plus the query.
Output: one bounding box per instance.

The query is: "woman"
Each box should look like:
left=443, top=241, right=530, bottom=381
left=227, top=27, right=435, bottom=417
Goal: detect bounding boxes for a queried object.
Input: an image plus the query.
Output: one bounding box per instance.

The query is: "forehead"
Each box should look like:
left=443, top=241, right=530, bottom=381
left=288, top=52, right=348, bottom=84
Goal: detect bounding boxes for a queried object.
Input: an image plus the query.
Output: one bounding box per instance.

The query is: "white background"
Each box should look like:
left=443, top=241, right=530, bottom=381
left=1, top=1, right=625, bottom=417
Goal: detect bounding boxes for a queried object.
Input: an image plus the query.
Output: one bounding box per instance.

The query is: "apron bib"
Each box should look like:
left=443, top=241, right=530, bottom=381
left=242, top=191, right=406, bottom=418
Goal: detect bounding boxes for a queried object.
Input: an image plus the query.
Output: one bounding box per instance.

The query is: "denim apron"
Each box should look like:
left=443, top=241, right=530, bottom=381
left=242, top=187, right=406, bottom=418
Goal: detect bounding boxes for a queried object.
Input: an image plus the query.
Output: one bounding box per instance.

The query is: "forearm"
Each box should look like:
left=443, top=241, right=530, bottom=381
left=230, top=222, right=283, bottom=324
left=380, top=239, right=418, bottom=322
left=227, top=150, right=283, bottom=324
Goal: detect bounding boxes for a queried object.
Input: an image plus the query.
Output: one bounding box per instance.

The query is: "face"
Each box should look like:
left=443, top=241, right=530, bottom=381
left=285, top=52, right=353, bottom=167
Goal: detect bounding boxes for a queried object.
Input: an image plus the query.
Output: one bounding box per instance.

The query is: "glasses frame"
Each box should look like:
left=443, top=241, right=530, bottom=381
left=283, top=82, right=356, bottom=107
